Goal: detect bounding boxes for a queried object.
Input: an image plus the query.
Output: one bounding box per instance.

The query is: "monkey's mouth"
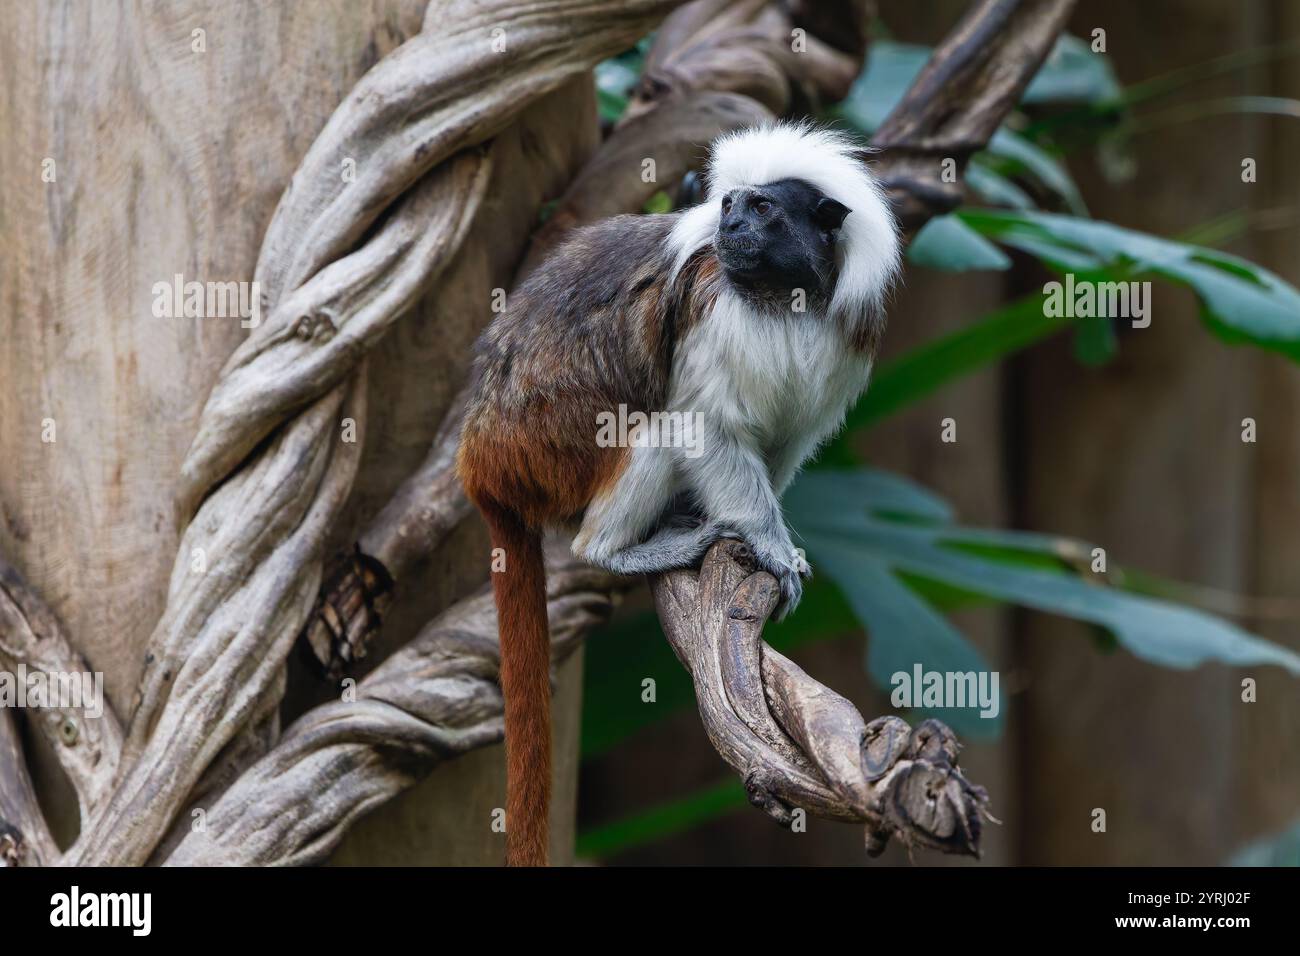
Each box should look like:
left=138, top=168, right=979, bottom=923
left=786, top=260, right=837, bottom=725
left=715, top=234, right=763, bottom=256
left=715, top=235, right=767, bottom=277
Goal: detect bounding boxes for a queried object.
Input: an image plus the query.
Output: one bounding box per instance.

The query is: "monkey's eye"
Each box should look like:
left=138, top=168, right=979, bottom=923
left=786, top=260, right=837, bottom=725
left=720, top=196, right=732, bottom=214
left=753, top=199, right=772, bottom=216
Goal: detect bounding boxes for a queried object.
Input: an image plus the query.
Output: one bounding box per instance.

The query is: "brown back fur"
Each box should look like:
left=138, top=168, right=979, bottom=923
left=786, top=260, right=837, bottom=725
left=457, top=213, right=720, bottom=866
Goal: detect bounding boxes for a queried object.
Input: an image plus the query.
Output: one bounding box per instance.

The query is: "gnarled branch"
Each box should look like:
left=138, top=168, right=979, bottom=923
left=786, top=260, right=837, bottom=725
left=168, top=549, right=625, bottom=866
left=62, top=0, right=686, bottom=867
left=0, top=556, right=121, bottom=835
left=655, top=542, right=991, bottom=856
left=0, top=710, right=58, bottom=867
left=872, top=0, right=1078, bottom=233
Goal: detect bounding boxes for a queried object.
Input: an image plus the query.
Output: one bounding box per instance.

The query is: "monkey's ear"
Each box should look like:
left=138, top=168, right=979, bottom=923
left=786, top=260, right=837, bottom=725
left=814, top=197, right=851, bottom=232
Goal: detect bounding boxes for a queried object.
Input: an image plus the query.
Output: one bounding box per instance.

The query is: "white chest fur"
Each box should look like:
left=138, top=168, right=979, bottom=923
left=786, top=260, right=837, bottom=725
left=668, top=293, right=870, bottom=458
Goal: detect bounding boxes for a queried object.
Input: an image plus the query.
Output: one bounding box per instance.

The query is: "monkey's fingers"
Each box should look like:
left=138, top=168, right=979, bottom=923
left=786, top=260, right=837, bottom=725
left=771, top=569, right=803, bottom=620
left=792, top=548, right=812, bottom=579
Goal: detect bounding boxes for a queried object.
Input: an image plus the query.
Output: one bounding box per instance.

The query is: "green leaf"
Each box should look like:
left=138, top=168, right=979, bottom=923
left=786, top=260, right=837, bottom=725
left=966, top=162, right=1036, bottom=210
left=908, top=215, right=1012, bottom=272
left=787, top=471, right=1300, bottom=678
left=594, top=40, right=650, bottom=123
left=595, top=59, right=640, bottom=97
left=642, top=190, right=673, bottom=214
left=596, top=88, right=629, bottom=124
left=1022, top=34, right=1122, bottom=105
left=821, top=294, right=1066, bottom=441
left=838, top=37, right=1094, bottom=219
left=575, top=779, right=747, bottom=859
left=583, top=466, right=1300, bottom=770
left=960, top=209, right=1300, bottom=359
left=836, top=42, right=930, bottom=133
left=840, top=35, right=1121, bottom=136
left=1072, top=313, right=1118, bottom=366
left=820, top=210, right=1262, bottom=461
left=580, top=470, right=947, bottom=755
left=786, top=470, right=1002, bottom=737
left=987, top=128, right=1089, bottom=215
left=799, top=465, right=953, bottom=522
left=814, top=541, right=1002, bottom=737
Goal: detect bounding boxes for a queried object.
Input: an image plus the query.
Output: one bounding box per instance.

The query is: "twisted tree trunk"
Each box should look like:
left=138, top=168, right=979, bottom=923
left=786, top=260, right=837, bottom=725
left=0, top=0, right=677, bottom=867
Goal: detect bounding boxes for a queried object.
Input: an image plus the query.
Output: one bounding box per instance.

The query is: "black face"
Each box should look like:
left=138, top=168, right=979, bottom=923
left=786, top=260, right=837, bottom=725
left=714, top=178, right=850, bottom=304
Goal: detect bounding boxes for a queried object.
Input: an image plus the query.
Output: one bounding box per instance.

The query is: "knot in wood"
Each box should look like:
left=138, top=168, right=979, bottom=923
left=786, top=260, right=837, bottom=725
left=58, top=717, right=79, bottom=746
left=727, top=604, right=758, bottom=621
left=313, top=311, right=337, bottom=341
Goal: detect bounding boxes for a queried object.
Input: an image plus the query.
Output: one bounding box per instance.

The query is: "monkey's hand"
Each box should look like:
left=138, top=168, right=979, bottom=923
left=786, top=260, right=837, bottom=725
left=746, top=538, right=805, bottom=620
left=791, top=547, right=812, bottom=578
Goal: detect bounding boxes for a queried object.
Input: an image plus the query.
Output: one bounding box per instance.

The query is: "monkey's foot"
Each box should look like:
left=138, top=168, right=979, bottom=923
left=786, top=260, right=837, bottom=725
left=743, top=540, right=804, bottom=618
left=594, top=522, right=731, bottom=576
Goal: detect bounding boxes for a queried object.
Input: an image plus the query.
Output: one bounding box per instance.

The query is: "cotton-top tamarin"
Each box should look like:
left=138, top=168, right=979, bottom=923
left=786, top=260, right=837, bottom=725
left=457, top=122, right=900, bottom=866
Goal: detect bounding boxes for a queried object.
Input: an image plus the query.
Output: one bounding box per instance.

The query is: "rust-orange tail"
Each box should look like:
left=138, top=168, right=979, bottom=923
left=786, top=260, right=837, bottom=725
left=480, top=502, right=551, bottom=867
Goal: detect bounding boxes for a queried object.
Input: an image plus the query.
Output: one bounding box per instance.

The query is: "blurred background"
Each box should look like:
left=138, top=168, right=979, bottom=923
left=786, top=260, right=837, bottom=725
left=574, top=0, right=1300, bottom=866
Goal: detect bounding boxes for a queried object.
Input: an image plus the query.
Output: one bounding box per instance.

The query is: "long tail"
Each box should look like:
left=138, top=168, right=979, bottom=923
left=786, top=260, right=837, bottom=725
left=481, top=502, right=551, bottom=867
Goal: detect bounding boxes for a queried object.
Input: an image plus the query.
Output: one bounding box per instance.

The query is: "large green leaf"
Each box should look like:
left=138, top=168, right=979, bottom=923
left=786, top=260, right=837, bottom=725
left=824, top=294, right=1066, bottom=441
left=966, top=161, right=1036, bottom=210
left=986, top=128, right=1088, bottom=215
left=583, top=466, right=1300, bottom=762
left=837, top=36, right=1100, bottom=216
left=809, top=539, right=1001, bottom=737
left=787, top=470, right=1300, bottom=679
left=789, top=469, right=1006, bottom=738
left=836, top=41, right=929, bottom=132
left=1021, top=33, right=1122, bottom=105
left=907, top=215, right=1011, bottom=272
left=822, top=210, right=1261, bottom=458
left=802, top=465, right=953, bottom=522
left=841, top=35, right=1121, bottom=134
left=960, top=209, right=1300, bottom=358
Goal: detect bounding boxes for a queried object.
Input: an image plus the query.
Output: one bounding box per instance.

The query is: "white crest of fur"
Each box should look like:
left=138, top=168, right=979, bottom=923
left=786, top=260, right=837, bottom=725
left=668, top=122, right=900, bottom=326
